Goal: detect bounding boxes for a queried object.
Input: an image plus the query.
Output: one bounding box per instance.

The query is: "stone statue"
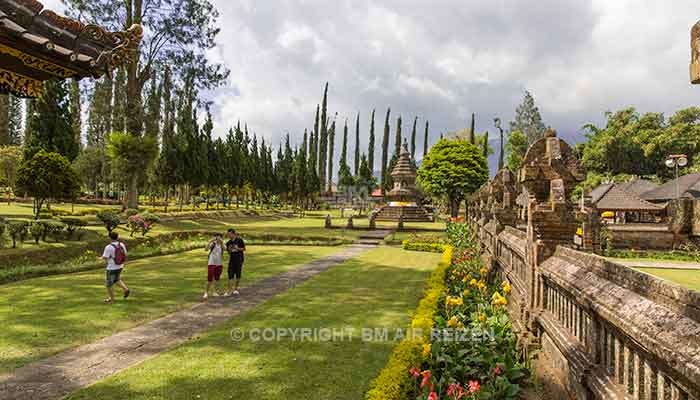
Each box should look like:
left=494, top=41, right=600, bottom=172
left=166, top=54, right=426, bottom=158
left=325, top=213, right=332, bottom=229
left=369, top=211, right=377, bottom=230
left=346, top=215, right=354, bottom=229
left=397, top=213, right=404, bottom=231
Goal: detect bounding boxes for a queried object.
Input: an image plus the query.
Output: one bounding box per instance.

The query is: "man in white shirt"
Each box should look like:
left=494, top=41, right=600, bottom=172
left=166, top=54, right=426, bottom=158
left=101, top=231, right=130, bottom=303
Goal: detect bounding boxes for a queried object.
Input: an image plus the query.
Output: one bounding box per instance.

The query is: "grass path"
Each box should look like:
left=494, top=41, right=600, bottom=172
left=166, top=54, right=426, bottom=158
left=0, top=245, right=340, bottom=373
left=65, top=247, right=441, bottom=400
left=634, top=267, right=700, bottom=291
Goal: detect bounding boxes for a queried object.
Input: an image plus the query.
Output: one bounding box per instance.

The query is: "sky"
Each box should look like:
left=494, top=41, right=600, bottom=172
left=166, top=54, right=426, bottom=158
left=44, top=0, right=700, bottom=172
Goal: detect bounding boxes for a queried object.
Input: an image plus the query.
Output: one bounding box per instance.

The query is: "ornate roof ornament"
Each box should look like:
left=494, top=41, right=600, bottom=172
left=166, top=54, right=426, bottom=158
left=0, top=0, right=143, bottom=97
left=692, top=19, right=700, bottom=84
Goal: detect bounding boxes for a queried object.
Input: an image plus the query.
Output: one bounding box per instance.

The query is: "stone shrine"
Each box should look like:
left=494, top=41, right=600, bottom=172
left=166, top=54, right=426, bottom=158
left=374, top=140, right=432, bottom=222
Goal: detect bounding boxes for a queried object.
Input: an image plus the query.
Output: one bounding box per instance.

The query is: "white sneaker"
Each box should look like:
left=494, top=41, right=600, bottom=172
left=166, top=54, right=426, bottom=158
left=233, top=290, right=240, bottom=295
left=202, top=293, right=208, bottom=301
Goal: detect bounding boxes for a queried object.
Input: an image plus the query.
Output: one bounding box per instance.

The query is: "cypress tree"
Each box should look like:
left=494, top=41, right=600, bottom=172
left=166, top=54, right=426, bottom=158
left=145, top=72, right=162, bottom=139
left=410, top=116, right=417, bottom=159
left=70, top=78, right=82, bottom=150
left=394, top=115, right=402, bottom=156
left=326, top=116, right=336, bottom=192
left=482, top=130, right=489, bottom=158
left=469, top=112, right=475, bottom=144
left=0, top=95, right=8, bottom=145
left=354, top=112, right=360, bottom=176
left=112, top=67, right=127, bottom=133
left=340, top=119, right=348, bottom=167
left=380, top=108, right=390, bottom=195
left=311, top=104, right=319, bottom=170
left=25, top=80, right=79, bottom=161
left=423, top=120, right=429, bottom=158
left=497, top=123, right=505, bottom=171
left=317, top=83, right=328, bottom=191
left=368, top=109, right=375, bottom=173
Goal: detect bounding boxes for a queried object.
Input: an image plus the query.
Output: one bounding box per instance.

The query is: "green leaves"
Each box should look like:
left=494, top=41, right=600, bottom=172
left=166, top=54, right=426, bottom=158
left=16, top=150, right=81, bottom=218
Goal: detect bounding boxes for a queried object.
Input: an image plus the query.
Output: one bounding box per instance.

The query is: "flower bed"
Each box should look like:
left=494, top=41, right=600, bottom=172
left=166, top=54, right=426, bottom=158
left=402, top=239, right=447, bottom=254
left=365, top=247, right=452, bottom=400
left=410, top=221, right=528, bottom=399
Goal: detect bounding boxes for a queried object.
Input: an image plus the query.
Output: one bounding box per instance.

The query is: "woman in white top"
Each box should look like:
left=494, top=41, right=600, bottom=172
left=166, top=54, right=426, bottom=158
left=203, top=233, right=224, bottom=301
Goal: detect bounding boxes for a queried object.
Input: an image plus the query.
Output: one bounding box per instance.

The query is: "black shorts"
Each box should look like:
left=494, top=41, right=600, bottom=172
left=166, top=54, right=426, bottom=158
left=228, top=258, right=243, bottom=279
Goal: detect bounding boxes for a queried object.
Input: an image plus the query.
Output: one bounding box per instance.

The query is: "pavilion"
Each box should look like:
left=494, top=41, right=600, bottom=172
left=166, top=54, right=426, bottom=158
left=0, top=0, right=142, bottom=97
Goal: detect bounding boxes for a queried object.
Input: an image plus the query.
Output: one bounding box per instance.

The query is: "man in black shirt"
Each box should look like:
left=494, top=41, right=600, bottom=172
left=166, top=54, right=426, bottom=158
left=224, top=228, right=246, bottom=296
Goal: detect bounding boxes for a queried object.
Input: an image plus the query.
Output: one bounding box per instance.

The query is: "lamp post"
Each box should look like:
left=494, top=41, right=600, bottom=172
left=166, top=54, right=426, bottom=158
left=665, top=154, right=688, bottom=199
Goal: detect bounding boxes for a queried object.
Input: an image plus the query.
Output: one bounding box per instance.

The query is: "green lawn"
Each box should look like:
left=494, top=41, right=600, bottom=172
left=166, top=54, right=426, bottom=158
left=65, top=247, right=441, bottom=400
left=0, top=202, right=120, bottom=218
left=634, top=267, right=700, bottom=291
left=0, top=245, right=341, bottom=373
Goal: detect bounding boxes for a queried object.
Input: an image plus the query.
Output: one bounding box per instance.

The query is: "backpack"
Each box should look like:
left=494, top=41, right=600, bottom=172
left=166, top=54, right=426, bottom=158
left=112, top=243, right=127, bottom=265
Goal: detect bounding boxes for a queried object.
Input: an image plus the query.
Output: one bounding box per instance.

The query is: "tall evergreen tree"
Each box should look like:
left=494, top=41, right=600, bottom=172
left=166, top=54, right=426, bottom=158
left=0, top=95, right=8, bottom=145
left=112, top=67, right=127, bottom=133
left=8, top=95, right=22, bottom=145
left=25, top=80, right=79, bottom=161
left=482, top=130, right=489, bottom=159
left=410, top=116, right=417, bottom=159
left=380, top=108, right=390, bottom=195
left=394, top=115, right=402, bottom=156
left=354, top=112, right=360, bottom=176
left=311, top=104, right=319, bottom=170
left=327, top=116, right=336, bottom=191
left=368, top=109, right=375, bottom=173
left=423, top=120, right=429, bottom=158
left=317, top=83, right=329, bottom=190
left=70, top=79, right=82, bottom=149
left=469, top=113, right=475, bottom=144
left=511, top=90, right=545, bottom=145
left=145, top=72, right=162, bottom=139
left=86, top=76, right=112, bottom=146
left=340, top=119, right=348, bottom=167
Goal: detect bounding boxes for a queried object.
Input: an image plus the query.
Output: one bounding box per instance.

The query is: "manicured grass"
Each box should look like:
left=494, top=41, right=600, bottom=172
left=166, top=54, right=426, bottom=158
left=634, top=267, right=700, bottom=291
left=65, top=247, right=442, bottom=400
left=0, top=202, right=120, bottom=217
left=0, top=245, right=341, bottom=373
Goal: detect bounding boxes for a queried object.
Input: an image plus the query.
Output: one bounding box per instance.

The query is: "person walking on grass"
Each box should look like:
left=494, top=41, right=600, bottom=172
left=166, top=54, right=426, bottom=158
left=225, top=228, right=246, bottom=296
left=203, top=233, right=224, bottom=301
left=101, top=231, right=130, bottom=303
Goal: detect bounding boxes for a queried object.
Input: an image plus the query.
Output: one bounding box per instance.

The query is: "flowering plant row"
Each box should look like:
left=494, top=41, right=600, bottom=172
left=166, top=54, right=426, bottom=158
left=411, top=221, right=528, bottom=400
left=126, top=212, right=160, bottom=237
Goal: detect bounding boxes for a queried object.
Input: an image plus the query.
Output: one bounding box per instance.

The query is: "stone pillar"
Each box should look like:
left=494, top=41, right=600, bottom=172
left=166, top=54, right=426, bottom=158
left=576, top=195, right=601, bottom=253
left=398, top=213, right=404, bottom=231
left=369, top=212, right=377, bottom=230
left=325, top=214, right=332, bottom=229
left=346, top=215, right=354, bottom=229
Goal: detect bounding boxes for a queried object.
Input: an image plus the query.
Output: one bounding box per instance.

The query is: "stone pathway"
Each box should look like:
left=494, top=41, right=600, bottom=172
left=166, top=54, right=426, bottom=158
left=0, top=243, right=378, bottom=400
left=608, top=258, right=700, bottom=270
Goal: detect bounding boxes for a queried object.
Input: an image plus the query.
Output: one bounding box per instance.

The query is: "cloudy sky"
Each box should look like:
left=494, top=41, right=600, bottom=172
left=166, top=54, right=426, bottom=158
left=46, top=0, right=699, bottom=171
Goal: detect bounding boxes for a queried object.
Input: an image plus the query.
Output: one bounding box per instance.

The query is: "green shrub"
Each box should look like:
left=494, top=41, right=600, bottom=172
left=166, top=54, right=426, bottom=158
left=96, top=211, right=120, bottom=233
left=6, top=220, right=28, bottom=248
left=37, top=210, right=53, bottom=220
left=29, top=223, right=44, bottom=244
left=125, top=208, right=139, bottom=218
left=365, top=247, right=451, bottom=400
left=44, top=221, right=66, bottom=242
left=402, top=240, right=446, bottom=253
left=60, top=217, right=87, bottom=240
left=0, top=220, right=6, bottom=248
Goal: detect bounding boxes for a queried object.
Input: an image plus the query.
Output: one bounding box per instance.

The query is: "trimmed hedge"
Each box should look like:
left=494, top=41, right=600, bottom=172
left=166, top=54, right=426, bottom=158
left=365, top=246, right=452, bottom=400
left=402, top=239, right=447, bottom=253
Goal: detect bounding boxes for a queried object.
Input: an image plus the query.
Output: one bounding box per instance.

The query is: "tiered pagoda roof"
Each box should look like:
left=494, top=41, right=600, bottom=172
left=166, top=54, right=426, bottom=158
left=0, top=0, right=142, bottom=97
left=390, top=141, right=416, bottom=179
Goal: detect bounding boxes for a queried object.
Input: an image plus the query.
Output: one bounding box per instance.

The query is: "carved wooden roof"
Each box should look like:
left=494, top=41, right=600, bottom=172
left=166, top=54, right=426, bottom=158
left=0, top=0, right=142, bottom=97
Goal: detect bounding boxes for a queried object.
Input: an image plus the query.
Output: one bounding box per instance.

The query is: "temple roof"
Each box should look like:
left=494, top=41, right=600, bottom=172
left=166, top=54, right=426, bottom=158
left=594, top=184, right=664, bottom=212
left=390, top=140, right=416, bottom=178
left=0, top=0, right=142, bottom=97
left=641, top=172, right=700, bottom=202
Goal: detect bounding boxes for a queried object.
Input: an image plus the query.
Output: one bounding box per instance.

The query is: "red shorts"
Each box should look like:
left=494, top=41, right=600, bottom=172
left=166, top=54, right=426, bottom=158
left=207, top=265, right=223, bottom=282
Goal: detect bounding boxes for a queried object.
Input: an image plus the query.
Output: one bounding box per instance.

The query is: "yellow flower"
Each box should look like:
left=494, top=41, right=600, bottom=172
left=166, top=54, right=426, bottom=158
left=447, top=316, right=463, bottom=328
left=445, top=296, right=464, bottom=306
left=462, top=276, right=469, bottom=283
left=477, top=281, right=486, bottom=290
left=422, top=343, right=432, bottom=357
left=479, top=267, right=488, bottom=275
left=478, top=313, right=487, bottom=322
left=491, top=292, right=508, bottom=306
left=462, top=289, right=470, bottom=297
left=501, top=281, right=512, bottom=294
left=469, top=278, right=478, bottom=287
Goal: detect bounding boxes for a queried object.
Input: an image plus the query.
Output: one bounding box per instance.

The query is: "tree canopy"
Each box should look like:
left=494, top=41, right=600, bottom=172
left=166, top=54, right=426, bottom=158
left=16, top=150, right=80, bottom=217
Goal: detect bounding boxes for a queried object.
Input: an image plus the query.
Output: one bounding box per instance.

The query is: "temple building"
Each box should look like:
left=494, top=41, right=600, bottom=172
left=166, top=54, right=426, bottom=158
left=374, top=140, right=432, bottom=222
left=0, top=0, right=142, bottom=97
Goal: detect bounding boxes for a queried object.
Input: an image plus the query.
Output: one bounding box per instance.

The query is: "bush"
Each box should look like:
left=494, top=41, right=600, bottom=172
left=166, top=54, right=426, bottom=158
left=402, top=240, right=447, bottom=253
left=365, top=247, right=452, bottom=400
left=127, top=212, right=159, bottom=237
left=96, top=211, right=120, bottom=233
left=37, top=210, right=53, bottom=220
left=44, top=221, right=66, bottom=242
left=6, top=220, right=28, bottom=248
left=60, top=217, right=87, bottom=240
left=29, top=222, right=44, bottom=244
left=0, top=220, right=6, bottom=248
left=125, top=208, right=140, bottom=218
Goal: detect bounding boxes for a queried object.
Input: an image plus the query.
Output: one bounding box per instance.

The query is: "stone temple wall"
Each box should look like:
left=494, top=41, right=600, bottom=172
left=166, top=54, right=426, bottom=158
left=467, top=130, right=700, bottom=400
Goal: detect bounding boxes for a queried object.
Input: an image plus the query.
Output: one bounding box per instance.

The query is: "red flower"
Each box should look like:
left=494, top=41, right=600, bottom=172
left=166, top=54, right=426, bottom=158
left=447, top=383, right=465, bottom=399
left=493, top=364, right=502, bottom=376
left=428, top=391, right=439, bottom=400
left=409, top=367, right=421, bottom=378
left=420, top=370, right=432, bottom=388
left=468, top=380, right=480, bottom=393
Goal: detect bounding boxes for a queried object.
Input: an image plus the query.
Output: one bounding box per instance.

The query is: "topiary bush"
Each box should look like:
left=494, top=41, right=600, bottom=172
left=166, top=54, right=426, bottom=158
left=60, top=217, right=87, bottom=240
left=402, top=240, right=447, bottom=253
left=96, top=211, right=120, bottom=233
left=0, top=219, right=6, bottom=248
left=125, top=208, right=140, bottom=218
left=44, top=221, right=66, bottom=242
left=7, top=220, right=28, bottom=248
left=37, top=209, right=53, bottom=220
left=29, top=222, right=44, bottom=244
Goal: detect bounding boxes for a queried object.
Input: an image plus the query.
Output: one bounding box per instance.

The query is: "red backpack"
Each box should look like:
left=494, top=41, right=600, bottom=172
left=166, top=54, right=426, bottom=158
left=112, top=243, right=127, bottom=265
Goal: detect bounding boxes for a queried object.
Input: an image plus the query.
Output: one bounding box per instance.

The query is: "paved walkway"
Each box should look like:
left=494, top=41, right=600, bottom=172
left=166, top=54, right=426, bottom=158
left=0, top=243, right=378, bottom=400
left=608, top=258, right=700, bottom=270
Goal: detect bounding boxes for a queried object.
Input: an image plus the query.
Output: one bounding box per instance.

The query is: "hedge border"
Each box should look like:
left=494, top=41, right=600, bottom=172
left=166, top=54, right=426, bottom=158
left=364, top=246, right=452, bottom=400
